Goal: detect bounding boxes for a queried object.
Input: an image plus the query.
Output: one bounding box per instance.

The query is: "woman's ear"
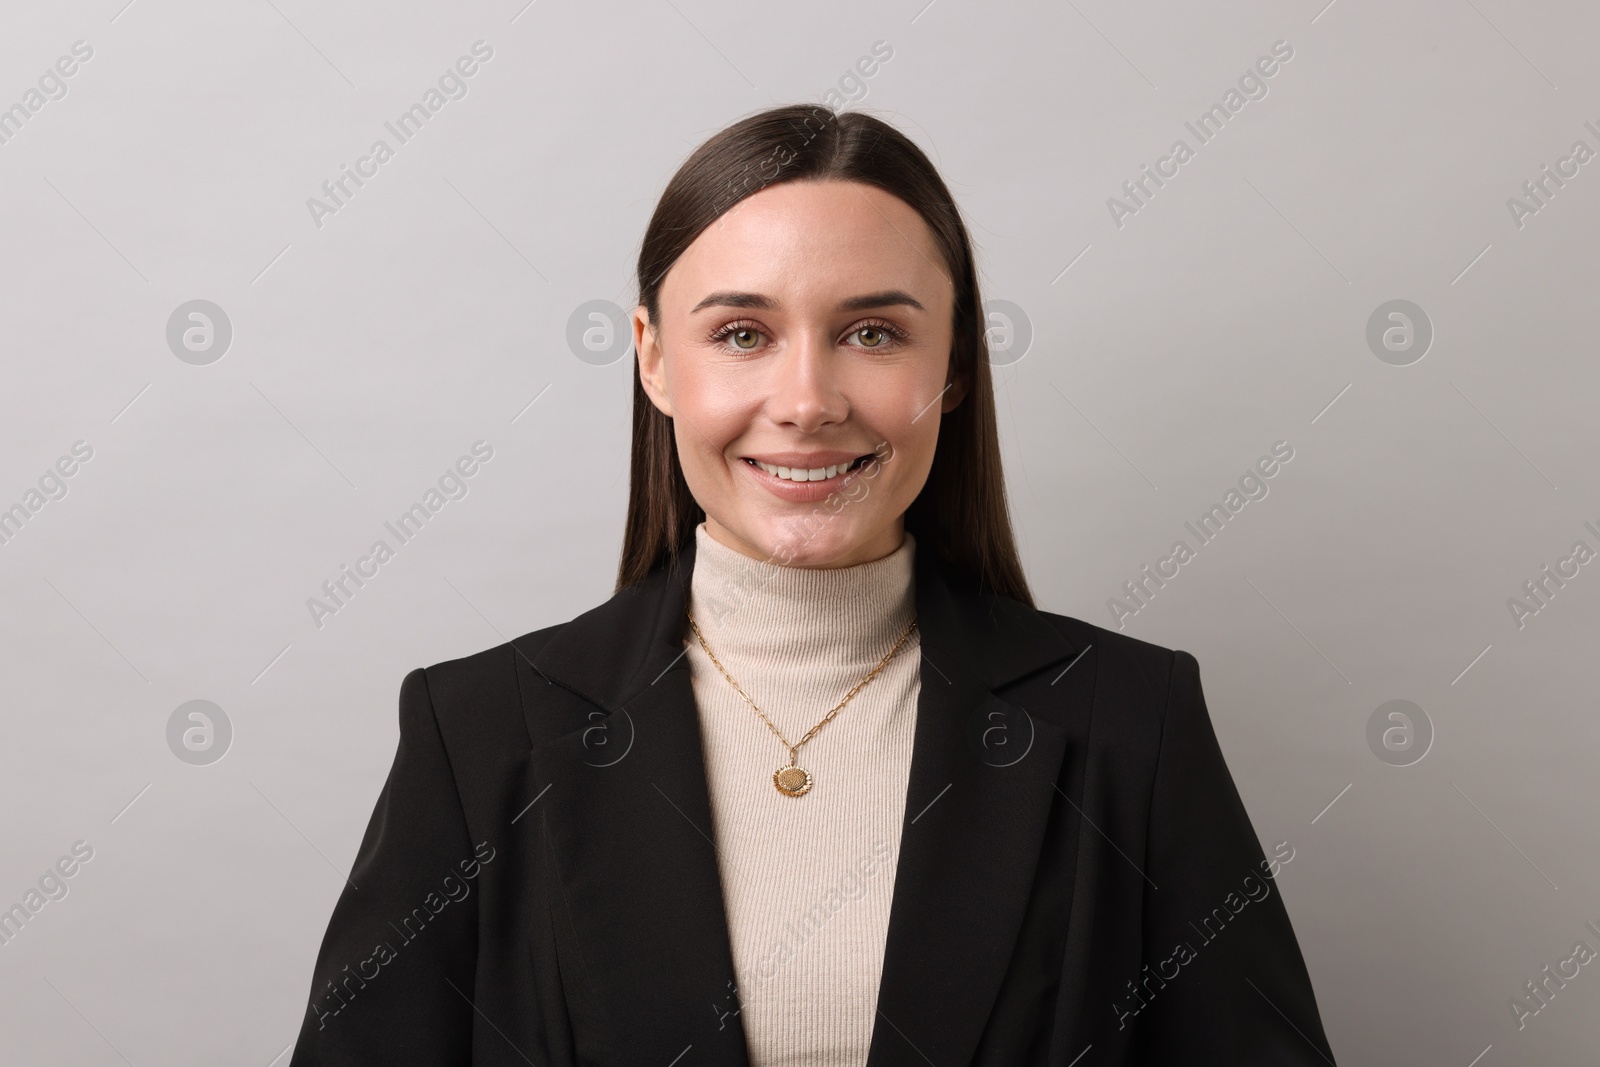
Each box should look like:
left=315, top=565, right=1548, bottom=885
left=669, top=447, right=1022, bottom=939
left=941, top=353, right=971, bottom=414
left=633, top=305, right=674, bottom=417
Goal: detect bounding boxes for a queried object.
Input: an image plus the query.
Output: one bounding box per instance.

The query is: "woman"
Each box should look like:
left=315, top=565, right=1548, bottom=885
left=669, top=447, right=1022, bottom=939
left=288, top=105, right=1336, bottom=1066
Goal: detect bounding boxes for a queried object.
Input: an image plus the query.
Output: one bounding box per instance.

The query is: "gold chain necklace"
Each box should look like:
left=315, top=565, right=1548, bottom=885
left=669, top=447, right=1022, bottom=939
left=685, top=609, right=919, bottom=797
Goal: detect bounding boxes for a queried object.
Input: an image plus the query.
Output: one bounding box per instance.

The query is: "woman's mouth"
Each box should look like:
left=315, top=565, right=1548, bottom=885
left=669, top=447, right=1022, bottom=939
left=741, top=455, right=874, bottom=482
left=737, top=453, right=880, bottom=502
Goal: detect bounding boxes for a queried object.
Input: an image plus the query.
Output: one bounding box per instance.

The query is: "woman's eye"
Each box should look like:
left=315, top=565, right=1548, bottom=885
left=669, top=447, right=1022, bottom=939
left=712, top=321, right=900, bottom=352
left=851, top=323, right=902, bottom=349
left=712, top=324, right=763, bottom=350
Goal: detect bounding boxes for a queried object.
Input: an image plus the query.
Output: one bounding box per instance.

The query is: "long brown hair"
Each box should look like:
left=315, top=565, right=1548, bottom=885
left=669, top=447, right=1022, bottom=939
left=617, top=104, right=1033, bottom=607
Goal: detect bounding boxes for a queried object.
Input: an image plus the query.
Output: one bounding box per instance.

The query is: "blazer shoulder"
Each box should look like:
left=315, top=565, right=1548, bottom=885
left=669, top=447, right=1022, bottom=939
left=419, top=621, right=564, bottom=695
left=399, top=622, right=568, bottom=789
left=1037, top=609, right=1183, bottom=684
left=1032, top=609, right=1192, bottom=739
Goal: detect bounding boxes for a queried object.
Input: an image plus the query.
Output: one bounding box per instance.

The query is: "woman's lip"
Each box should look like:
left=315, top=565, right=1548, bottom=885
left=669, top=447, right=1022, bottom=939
left=740, top=451, right=870, bottom=468
left=737, top=455, right=878, bottom=503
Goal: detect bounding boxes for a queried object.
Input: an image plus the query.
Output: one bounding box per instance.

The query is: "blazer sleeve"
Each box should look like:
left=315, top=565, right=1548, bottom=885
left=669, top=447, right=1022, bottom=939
left=288, top=667, right=479, bottom=1066
left=1128, top=650, right=1337, bottom=1065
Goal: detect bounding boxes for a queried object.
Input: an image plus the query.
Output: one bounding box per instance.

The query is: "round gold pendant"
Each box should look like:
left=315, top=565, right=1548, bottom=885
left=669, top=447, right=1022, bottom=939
left=773, top=765, right=813, bottom=797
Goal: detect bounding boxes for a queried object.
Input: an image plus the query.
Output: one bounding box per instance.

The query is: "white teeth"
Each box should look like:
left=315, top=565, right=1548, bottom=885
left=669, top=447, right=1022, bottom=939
left=754, top=460, right=848, bottom=482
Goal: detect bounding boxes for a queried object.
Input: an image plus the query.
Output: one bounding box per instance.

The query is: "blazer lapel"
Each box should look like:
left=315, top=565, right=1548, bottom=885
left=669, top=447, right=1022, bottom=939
left=520, top=532, right=1082, bottom=1066
left=522, top=538, right=752, bottom=1066
left=865, top=542, right=1082, bottom=1066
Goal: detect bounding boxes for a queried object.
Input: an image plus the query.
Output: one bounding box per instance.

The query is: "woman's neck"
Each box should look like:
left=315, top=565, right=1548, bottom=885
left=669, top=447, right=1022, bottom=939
left=701, top=516, right=909, bottom=570
left=686, top=521, right=917, bottom=668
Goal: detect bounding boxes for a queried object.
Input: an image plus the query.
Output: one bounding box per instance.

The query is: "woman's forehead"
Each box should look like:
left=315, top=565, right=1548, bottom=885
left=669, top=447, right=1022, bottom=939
left=662, top=181, right=950, bottom=313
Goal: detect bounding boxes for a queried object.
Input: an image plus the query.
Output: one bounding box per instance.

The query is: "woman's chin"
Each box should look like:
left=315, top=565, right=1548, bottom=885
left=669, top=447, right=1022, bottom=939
left=741, top=515, right=885, bottom=569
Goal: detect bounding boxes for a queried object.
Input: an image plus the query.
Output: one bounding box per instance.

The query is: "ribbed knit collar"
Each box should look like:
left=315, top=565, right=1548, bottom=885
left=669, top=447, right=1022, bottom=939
left=685, top=521, right=918, bottom=672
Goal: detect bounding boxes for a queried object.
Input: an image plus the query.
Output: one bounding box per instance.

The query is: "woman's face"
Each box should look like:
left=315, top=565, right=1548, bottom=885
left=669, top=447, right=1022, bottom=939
left=634, top=179, right=965, bottom=569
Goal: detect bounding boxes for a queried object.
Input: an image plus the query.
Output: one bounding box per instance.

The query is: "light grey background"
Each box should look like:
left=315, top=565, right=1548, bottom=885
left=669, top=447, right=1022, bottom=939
left=2, top=0, right=1596, bottom=1063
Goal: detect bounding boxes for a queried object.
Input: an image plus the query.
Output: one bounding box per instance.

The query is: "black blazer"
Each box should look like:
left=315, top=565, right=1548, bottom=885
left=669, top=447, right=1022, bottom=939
left=288, top=535, right=1336, bottom=1066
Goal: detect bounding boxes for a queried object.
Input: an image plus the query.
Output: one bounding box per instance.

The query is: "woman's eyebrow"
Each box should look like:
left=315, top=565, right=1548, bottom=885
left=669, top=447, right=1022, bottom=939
left=838, top=290, right=925, bottom=313
left=689, top=290, right=926, bottom=314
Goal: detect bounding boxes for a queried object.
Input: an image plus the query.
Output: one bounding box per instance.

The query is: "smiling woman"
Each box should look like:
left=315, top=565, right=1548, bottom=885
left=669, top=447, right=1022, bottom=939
left=288, top=104, right=1337, bottom=1067
left=630, top=176, right=965, bottom=570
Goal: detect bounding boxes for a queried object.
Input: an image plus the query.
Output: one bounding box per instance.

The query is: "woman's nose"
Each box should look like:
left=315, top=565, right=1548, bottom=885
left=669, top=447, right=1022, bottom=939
left=765, top=332, right=848, bottom=432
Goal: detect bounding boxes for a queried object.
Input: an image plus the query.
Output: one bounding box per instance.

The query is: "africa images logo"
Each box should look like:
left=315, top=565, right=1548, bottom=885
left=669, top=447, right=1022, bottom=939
left=1112, top=841, right=1296, bottom=1030
left=305, top=41, right=495, bottom=229
left=1106, top=40, right=1295, bottom=229
left=1107, top=441, right=1295, bottom=629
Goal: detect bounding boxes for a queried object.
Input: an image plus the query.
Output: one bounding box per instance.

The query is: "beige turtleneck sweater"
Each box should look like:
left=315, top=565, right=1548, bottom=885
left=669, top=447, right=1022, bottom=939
left=683, top=521, right=922, bottom=1067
